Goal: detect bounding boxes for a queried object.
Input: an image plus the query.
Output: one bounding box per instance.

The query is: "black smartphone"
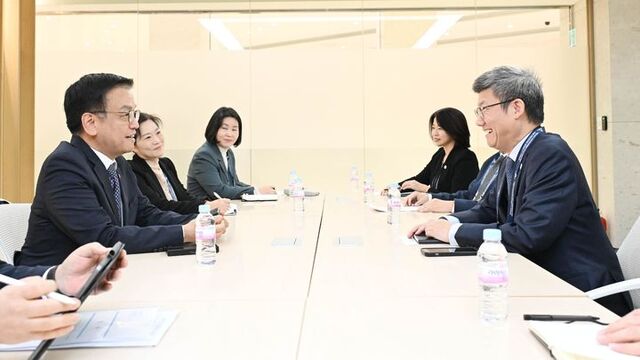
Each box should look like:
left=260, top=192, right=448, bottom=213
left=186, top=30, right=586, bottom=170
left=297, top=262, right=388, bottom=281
left=421, top=247, right=477, bottom=257
left=166, top=244, right=197, bottom=256
left=413, top=234, right=444, bottom=245
left=29, top=242, right=125, bottom=360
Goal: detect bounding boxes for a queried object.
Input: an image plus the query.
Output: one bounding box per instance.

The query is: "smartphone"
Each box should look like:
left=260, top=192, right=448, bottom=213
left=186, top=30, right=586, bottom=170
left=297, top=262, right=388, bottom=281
left=421, top=247, right=477, bottom=257
left=412, top=234, right=444, bottom=245
left=29, top=242, right=125, bottom=360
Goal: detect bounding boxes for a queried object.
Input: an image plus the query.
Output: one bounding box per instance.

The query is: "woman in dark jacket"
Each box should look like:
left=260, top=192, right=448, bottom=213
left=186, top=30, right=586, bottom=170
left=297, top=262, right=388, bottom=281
left=398, top=107, right=479, bottom=194
left=129, top=112, right=230, bottom=215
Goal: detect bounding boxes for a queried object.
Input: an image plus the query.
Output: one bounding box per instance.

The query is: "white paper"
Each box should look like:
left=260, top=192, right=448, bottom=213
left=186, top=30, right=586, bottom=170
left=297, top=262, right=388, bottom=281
left=0, top=308, right=177, bottom=351
left=528, top=321, right=637, bottom=360
left=241, top=194, right=278, bottom=201
left=368, top=203, right=418, bottom=212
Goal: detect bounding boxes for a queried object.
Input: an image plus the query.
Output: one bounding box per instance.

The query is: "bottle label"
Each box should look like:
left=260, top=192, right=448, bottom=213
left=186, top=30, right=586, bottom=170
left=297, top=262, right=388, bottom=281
left=479, top=261, right=509, bottom=284
left=196, top=226, right=216, bottom=245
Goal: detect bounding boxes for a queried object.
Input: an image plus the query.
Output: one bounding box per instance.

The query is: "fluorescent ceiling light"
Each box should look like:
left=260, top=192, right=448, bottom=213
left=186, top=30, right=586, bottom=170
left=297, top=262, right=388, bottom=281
left=199, top=19, right=244, bottom=50
left=413, top=15, right=462, bottom=49
left=204, top=15, right=441, bottom=24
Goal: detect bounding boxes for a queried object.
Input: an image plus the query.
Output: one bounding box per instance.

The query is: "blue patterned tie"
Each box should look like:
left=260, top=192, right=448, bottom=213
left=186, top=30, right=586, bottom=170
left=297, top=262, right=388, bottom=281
left=107, top=163, right=123, bottom=225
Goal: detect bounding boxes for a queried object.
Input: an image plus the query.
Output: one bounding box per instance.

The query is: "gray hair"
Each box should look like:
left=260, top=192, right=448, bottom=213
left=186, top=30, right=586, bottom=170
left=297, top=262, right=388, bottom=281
left=472, top=66, right=544, bottom=125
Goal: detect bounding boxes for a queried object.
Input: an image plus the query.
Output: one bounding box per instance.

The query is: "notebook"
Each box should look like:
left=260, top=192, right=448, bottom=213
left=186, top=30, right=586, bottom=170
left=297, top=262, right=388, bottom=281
left=528, top=320, right=636, bottom=359
left=241, top=193, right=278, bottom=202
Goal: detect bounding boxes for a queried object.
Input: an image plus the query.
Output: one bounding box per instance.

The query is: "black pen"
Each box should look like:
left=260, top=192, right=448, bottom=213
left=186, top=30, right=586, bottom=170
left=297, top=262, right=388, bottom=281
left=523, top=314, right=600, bottom=322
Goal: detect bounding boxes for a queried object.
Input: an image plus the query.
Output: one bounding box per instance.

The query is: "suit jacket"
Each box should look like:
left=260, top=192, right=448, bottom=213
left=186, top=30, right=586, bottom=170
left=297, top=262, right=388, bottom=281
left=452, top=131, right=630, bottom=314
left=16, top=135, right=195, bottom=267
left=187, top=142, right=253, bottom=200
left=399, top=146, right=479, bottom=194
left=0, top=261, right=48, bottom=288
left=431, top=152, right=502, bottom=212
left=129, top=154, right=205, bottom=215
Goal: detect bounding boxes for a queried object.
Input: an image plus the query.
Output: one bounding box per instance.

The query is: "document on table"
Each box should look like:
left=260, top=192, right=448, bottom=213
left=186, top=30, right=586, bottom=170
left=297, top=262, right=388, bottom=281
left=368, top=203, right=419, bottom=212
left=241, top=193, right=278, bottom=201
left=528, top=321, right=636, bottom=359
left=0, top=308, right=177, bottom=351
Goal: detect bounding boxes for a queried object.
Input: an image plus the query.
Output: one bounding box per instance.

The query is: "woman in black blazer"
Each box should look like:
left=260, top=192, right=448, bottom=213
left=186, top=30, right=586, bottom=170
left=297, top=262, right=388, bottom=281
left=129, top=112, right=231, bottom=215
left=398, top=107, right=479, bottom=194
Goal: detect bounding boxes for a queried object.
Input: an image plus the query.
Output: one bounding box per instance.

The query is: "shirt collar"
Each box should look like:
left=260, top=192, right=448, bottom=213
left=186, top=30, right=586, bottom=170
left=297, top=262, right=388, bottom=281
left=217, top=145, right=229, bottom=158
left=91, top=147, right=117, bottom=170
left=507, top=129, right=535, bottom=162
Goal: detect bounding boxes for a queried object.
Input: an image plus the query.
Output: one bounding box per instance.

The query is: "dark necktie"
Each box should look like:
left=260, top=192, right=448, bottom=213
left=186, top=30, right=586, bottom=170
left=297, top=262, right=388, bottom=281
left=472, top=156, right=504, bottom=202
left=227, top=153, right=235, bottom=186
left=107, top=163, right=123, bottom=225
left=504, top=157, right=515, bottom=201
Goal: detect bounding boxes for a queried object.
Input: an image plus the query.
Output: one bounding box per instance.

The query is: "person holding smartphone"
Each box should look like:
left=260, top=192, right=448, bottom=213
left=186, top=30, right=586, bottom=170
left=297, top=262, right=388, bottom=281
left=0, top=242, right=127, bottom=344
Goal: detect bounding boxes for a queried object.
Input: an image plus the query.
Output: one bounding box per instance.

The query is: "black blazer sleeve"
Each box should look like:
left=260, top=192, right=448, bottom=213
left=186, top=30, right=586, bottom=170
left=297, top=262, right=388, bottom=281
left=398, top=149, right=442, bottom=186
left=447, top=150, right=479, bottom=193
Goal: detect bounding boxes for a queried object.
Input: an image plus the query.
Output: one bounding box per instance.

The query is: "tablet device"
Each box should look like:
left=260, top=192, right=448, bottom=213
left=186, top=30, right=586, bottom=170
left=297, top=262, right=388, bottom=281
left=29, top=242, right=125, bottom=360
left=421, top=247, right=477, bottom=257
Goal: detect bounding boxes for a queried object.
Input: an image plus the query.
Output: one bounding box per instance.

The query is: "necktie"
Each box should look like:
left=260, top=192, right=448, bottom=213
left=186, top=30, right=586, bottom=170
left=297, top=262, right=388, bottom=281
left=504, top=157, right=515, bottom=201
left=227, top=153, right=235, bottom=186
left=472, top=156, right=505, bottom=202
left=107, top=163, right=123, bottom=226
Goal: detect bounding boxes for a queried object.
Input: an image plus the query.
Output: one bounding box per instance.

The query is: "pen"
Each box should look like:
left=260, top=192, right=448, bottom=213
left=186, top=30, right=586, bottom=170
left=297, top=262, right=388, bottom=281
left=523, top=314, right=601, bottom=322
left=0, top=273, right=78, bottom=305
left=213, top=192, right=222, bottom=199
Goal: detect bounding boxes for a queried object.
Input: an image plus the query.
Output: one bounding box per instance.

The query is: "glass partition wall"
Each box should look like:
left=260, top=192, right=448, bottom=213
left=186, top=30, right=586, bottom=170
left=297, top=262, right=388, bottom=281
left=35, top=1, right=590, bottom=194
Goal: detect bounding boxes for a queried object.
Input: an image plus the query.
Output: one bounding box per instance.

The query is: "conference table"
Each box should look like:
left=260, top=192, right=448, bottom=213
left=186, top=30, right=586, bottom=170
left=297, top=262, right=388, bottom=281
left=0, top=194, right=619, bottom=359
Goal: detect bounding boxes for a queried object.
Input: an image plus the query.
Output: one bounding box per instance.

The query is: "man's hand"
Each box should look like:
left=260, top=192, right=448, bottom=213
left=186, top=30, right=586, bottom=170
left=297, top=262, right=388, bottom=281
left=418, top=199, right=454, bottom=213
left=598, top=309, right=640, bottom=356
left=400, top=180, right=429, bottom=193
left=55, top=242, right=128, bottom=297
left=0, top=277, right=80, bottom=344
left=403, top=191, right=429, bottom=206
left=407, top=219, right=451, bottom=243
left=207, top=198, right=231, bottom=214
left=214, top=215, right=228, bottom=238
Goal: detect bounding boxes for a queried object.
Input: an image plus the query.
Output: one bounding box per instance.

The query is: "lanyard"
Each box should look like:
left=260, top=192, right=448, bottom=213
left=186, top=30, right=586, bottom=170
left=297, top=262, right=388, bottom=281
left=473, top=156, right=503, bottom=202
left=507, top=126, right=544, bottom=221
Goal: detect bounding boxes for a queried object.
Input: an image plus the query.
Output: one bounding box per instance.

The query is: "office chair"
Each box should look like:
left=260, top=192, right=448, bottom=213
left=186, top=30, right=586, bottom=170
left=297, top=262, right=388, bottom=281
left=0, top=203, right=31, bottom=264
left=586, top=215, right=640, bottom=309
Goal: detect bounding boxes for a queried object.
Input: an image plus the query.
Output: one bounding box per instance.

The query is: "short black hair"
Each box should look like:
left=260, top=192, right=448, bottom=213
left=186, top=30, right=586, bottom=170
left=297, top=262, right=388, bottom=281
left=204, top=107, right=243, bottom=147
left=63, top=73, right=134, bottom=134
left=135, top=112, right=163, bottom=139
left=428, top=107, right=471, bottom=148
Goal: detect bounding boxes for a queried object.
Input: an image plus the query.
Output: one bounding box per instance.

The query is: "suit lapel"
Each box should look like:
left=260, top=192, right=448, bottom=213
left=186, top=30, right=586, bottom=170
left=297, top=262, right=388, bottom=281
left=211, top=144, right=230, bottom=183
left=135, top=155, right=165, bottom=196
left=71, top=135, right=120, bottom=223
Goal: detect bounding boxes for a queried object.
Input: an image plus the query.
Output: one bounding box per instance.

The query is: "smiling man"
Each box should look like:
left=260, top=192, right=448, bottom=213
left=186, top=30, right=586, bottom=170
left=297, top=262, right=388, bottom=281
left=408, top=66, right=632, bottom=316
left=17, top=73, right=225, bottom=266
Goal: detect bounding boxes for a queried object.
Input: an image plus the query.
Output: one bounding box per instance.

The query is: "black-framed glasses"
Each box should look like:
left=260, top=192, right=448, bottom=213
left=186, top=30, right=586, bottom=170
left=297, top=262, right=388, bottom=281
left=91, top=109, right=140, bottom=125
left=474, top=99, right=515, bottom=119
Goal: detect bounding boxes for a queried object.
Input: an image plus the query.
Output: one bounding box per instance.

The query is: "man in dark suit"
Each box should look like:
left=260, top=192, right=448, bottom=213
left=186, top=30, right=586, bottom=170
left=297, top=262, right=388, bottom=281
left=1, top=242, right=127, bottom=344
left=404, top=152, right=502, bottom=212
left=408, top=66, right=631, bottom=316
left=17, top=73, right=226, bottom=266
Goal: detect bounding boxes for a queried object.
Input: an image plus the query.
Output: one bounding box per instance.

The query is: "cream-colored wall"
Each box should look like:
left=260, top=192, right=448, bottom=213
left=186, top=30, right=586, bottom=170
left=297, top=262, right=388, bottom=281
left=35, top=5, right=592, bottom=197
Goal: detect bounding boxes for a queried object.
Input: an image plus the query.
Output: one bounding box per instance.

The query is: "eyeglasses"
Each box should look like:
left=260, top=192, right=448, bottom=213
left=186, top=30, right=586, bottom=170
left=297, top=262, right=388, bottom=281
left=474, top=99, right=515, bottom=119
left=91, top=109, right=140, bottom=125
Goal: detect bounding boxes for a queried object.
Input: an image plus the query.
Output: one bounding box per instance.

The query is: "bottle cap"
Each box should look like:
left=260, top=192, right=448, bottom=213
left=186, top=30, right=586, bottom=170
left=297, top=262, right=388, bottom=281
left=483, top=228, right=502, bottom=242
left=198, top=204, right=210, bottom=214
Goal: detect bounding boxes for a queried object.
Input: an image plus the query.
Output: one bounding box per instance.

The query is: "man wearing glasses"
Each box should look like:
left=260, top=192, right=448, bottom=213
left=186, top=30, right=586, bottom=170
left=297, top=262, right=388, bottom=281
left=17, top=73, right=226, bottom=266
left=408, top=66, right=631, bottom=316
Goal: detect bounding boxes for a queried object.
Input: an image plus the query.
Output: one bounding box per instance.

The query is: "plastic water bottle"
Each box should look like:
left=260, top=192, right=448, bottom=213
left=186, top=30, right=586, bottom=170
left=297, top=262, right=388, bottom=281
left=363, top=172, right=374, bottom=204
left=293, top=177, right=305, bottom=212
left=195, top=204, right=217, bottom=265
left=349, top=165, right=360, bottom=193
left=288, top=170, right=298, bottom=196
left=386, top=184, right=401, bottom=225
left=478, top=229, right=508, bottom=323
